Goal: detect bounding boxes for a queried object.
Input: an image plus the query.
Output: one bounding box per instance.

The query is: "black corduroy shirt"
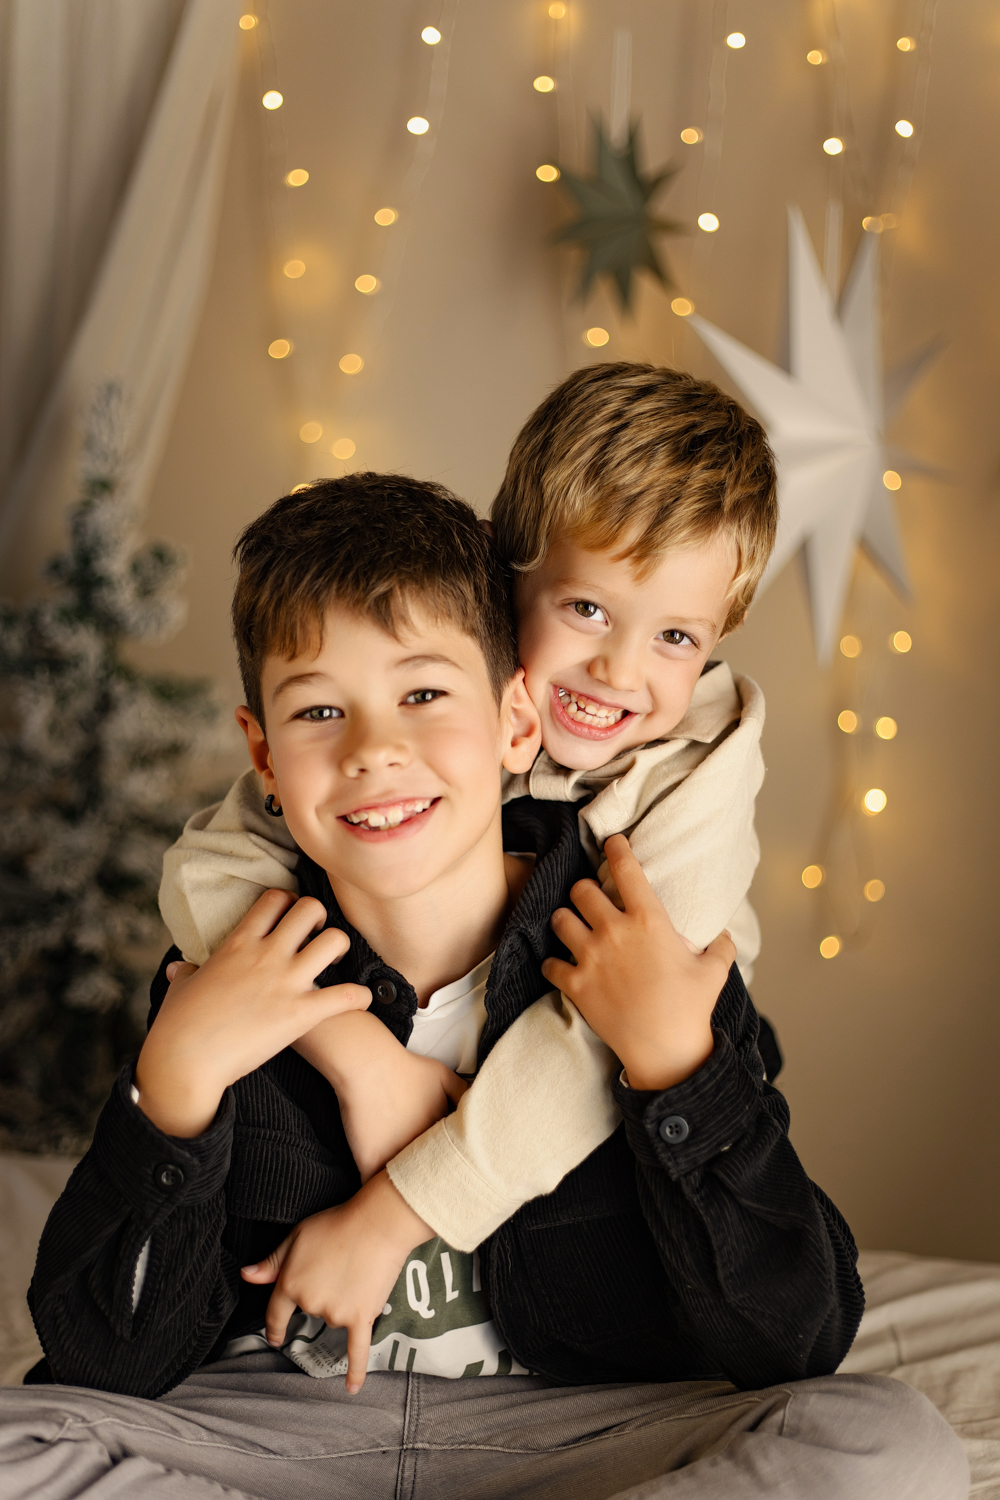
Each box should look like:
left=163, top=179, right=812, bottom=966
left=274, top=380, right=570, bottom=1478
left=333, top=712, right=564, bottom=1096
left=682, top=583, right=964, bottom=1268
left=29, top=797, right=863, bottom=1399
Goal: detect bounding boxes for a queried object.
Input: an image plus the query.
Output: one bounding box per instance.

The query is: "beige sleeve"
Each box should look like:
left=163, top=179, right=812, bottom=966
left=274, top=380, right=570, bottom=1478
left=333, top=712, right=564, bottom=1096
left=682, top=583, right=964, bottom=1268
left=386, top=991, right=620, bottom=1252
left=587, top=676, right=766, bottom=983
left=158, top=767, right=301, bottom=964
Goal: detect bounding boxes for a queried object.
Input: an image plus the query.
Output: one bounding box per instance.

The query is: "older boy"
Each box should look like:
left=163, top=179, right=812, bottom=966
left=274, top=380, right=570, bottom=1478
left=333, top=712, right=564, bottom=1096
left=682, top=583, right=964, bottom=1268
left=1, top=475, right=964, bottom=1499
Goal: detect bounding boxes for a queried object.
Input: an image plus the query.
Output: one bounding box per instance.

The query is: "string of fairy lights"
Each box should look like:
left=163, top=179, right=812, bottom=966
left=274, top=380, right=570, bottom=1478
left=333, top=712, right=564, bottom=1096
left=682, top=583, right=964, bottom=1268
left=238, top=4, right=457, bottom=474
left=237, top=5, right=931, bottom=967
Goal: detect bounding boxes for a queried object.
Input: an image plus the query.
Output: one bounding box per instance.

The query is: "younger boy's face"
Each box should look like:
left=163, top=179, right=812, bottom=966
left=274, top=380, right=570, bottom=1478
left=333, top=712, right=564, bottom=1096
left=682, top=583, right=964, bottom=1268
left=239, top=604, right=538, bottom=902
left=516, top=534, right=737, bottom=772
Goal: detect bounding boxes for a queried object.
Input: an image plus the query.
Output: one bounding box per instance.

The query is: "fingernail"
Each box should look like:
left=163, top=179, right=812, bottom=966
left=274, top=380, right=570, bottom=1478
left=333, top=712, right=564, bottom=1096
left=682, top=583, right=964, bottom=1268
left=242, top=1264, right=258, bottom=1274
left=346, top=1382, right=360, bottom=1395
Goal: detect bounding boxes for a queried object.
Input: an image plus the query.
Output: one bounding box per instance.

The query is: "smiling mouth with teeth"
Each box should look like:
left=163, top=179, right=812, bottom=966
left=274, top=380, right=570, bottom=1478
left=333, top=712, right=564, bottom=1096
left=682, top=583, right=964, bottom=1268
left=555, top=686, right=630, bottom=731
left=343, top=798, right=436, bottom=831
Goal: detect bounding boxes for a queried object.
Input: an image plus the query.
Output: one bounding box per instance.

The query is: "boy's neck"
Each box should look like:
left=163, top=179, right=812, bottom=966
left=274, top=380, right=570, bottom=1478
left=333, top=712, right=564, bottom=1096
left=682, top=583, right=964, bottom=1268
left=328, top=813, right=532, bottom=1006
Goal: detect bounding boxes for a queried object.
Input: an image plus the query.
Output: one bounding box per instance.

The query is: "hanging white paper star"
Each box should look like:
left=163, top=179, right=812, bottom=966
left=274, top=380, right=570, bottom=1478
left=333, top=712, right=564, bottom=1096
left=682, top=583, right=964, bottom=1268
left=687, top=208, right=940, bottom=661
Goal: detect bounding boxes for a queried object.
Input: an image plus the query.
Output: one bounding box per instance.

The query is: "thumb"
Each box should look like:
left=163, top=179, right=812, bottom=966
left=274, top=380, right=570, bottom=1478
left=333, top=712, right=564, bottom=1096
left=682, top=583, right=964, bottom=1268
left=315, top=982, right=372, bottom=1016
left=165, top=960, right=199, bottom=985
left=703, top=929, right=737, bottom=971
left=242, top=1232, right=293, bottom=1284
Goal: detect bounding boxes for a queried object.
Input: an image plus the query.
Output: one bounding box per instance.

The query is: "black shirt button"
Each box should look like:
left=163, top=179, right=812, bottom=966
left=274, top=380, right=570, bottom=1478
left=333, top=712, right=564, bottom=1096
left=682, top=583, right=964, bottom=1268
left=658, top=1115, right=690, bottom=1145
left=155, top=1163, right=185, bottom=1190
left=374, top=980, right=397, bottom=1004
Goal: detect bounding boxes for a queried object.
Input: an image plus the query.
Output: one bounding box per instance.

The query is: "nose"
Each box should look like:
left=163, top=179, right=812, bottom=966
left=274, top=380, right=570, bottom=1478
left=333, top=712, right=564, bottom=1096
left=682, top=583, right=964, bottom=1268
left=588, top=639, right=644, bottom=695
left=338, top=714, right=411, bottom=777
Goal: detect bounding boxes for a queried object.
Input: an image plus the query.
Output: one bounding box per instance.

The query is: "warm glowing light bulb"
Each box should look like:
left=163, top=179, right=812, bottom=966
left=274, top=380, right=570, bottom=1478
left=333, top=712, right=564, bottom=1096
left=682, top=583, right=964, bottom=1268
left=331, top=438, right=356, bottom=460
left=339, top=353, right=364, bottom=374
left=697, top=212, right=720, bottom=232
left=548, top=1, right=567, bottom=15
left=801, top=865, right=824, bottom=889
left=267, top=338, right=292, bottom=359
left=262, top=90, right=283, bottom=110
left=890, top=630, right=912, bottom=653
left=806, top=48, right=827, bottom=64
left=421, top=26, right=441, bottom=43
left=896, top=36, right=916, bottom=51
left=239, top=14, right=258, bottom=29
left=283, top=259, right=305, bottom=279
left=882, top=469, right=902, bottom=490
left=536, top=164, right=561, bottom=181
left=285, top=168, right=309, bottom=187
left=583, top=327, right=609, bottom=348
left=533, top=74, right=556, bottom=92
left=374, top=207, right=398, bottom=225
left=823, top=137, right=844, bottom=156
left=299, top=422, right=323, bottom=443
left=291, top=482, right=313, bottom=494
left=407, top=116, right=430, bottom=134
left=840, top=634, right=861, bottom=658
left=863, top=788, right=887, bottom=815
left=874, top=716, right=898, bottom=740
left=680, top=127, right=704, bottom=144
left=726, top=32, right=746, bottom=48
left=864, top=879, right=886, bottom=902
left=671, top=298, right=695, bottom=316
left=837, top=710, right=859, bottom=734
left=895, top=119, right=914, bottom=137
left=862, top=216, right=883, bottom=232
left=819, top=935, right=842, bottom=959
left=880, top=211, right=900, bottom=229
left=355, top=274, right=380, bottom=294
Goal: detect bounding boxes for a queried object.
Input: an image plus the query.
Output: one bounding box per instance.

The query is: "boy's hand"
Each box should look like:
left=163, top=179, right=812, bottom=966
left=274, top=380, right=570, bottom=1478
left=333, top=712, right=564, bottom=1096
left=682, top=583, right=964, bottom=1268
left=295, top=1013, right=468, bottom=1182
left=135, top=889, right=371, bottom=1138
left=241, top=1170, right=430, bottom=1393
left=541, top=834, right=736, bottom=1093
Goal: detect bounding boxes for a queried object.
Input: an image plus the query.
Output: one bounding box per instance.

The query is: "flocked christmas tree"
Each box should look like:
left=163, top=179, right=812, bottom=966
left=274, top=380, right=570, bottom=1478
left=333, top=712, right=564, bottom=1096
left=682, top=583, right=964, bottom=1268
left=0, top=384, right=225, bottom=1152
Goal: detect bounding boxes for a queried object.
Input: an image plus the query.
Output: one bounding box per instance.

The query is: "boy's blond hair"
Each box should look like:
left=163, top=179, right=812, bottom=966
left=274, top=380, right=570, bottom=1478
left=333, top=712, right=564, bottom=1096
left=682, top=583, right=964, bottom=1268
left=491, top=363, right=777, bottom=634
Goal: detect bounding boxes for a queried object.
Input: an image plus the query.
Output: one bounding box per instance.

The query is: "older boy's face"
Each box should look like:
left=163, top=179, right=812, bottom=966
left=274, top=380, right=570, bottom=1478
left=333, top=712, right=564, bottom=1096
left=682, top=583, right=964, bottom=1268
left=243, top=605, right=534, bottom=900
left=516, top=535, right=737, bottom=772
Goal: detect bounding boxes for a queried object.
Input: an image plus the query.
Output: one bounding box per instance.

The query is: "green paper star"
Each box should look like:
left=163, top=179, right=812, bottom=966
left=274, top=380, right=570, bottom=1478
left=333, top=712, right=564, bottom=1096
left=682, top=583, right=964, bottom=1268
left=555, top=117, right=684, bottom=311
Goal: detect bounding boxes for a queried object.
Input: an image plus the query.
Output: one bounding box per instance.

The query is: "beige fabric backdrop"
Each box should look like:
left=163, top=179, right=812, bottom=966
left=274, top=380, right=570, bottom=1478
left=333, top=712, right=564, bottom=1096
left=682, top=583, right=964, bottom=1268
left=13, top=0, right=996, bottom=1262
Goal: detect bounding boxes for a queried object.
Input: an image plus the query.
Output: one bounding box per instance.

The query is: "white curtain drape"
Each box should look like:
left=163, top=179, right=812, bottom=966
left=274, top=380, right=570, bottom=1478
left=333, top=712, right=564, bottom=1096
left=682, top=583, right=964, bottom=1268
left=0, top=0, right=241, bottom=591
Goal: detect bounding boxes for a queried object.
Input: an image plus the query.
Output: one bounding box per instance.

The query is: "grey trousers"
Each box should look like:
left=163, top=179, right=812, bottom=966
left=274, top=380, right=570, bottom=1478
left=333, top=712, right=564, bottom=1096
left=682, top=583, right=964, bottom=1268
left=0, top=1352, right=967, bottom=1500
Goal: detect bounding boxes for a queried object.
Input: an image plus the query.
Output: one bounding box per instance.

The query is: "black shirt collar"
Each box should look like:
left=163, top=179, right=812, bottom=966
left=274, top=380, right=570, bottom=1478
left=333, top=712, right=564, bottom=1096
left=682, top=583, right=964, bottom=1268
left=296, top=797, right=591, bottom=1062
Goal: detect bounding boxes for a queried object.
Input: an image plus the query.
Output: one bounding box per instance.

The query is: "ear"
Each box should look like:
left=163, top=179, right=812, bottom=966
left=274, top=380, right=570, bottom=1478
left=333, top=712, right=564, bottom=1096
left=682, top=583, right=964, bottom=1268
left=234, top=706, right=279, bottom=798
left=501, top=669, right=541, bottom=773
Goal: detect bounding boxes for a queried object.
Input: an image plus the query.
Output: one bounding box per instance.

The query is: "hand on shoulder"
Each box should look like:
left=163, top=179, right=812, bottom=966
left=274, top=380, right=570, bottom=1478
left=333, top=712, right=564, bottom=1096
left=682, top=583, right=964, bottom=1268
left=135, top=889, right=371, bottom=1137
left=541, top=834, right=736, bottom=1092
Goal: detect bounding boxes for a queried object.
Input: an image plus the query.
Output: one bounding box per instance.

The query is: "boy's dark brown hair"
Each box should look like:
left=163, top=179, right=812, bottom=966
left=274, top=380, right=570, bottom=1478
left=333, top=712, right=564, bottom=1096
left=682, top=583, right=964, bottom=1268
left=232, top=473, right=518, bottom=726
left=492, top=363, right=777, bottom=634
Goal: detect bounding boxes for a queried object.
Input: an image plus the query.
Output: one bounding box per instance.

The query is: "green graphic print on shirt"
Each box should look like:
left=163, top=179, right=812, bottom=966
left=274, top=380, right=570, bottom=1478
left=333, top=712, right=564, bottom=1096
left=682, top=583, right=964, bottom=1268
left=226, top=1236, right=528, bottom=1379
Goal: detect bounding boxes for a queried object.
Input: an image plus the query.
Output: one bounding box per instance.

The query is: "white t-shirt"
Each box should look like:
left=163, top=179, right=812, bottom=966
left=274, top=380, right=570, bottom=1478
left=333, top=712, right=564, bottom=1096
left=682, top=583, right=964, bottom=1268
left=223, top=952, right=528, bottom=1380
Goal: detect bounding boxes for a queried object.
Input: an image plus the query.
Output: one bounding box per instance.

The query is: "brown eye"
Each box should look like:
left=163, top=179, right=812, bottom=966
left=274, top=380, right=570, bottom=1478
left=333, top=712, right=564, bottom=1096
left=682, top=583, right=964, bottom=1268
left=573, top=601, right=607, bottom=622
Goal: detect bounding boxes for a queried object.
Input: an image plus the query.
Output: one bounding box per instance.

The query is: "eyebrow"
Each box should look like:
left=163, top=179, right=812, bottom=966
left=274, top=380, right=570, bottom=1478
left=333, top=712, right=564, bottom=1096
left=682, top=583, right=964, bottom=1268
left=394, top=653, right=462, bottom=671
left=270, top=654, right=463, bottom=703
left=271, top=671, right=330, bottom=702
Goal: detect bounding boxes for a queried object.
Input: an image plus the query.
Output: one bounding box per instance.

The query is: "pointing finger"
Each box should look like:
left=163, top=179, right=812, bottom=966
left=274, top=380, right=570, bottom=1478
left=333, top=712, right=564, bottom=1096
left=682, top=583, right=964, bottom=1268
left=237, top=888, right=300, bottom=937
left=602, top=835, right=668, bottom=916
left=345, top=1319, right=372, bottom=1394
left=549, top=906, right=592, bottom=959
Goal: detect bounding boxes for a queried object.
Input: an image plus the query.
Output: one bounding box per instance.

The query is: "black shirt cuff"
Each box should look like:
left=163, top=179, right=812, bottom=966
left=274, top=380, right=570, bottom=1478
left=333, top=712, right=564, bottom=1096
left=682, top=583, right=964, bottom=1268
left=93, top=1064, right=235, bottom=1217
left=613, top=1027, right=761, bottom=1178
